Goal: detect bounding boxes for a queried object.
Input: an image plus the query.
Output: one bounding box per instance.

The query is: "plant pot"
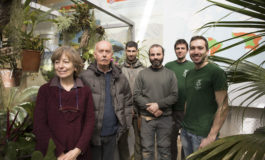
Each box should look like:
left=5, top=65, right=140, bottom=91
left=0, top=69, right=22, bottom=87
left=21, top=50, right=41, bottom=72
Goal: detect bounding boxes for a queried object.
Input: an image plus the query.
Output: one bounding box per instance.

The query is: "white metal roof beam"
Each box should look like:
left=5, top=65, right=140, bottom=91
left=82, top=0, right=134, bottom=27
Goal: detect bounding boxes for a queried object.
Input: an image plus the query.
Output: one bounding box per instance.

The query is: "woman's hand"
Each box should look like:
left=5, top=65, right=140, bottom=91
left=61, top=148, right=81, bottom=160
left=57, top=153, right=66, bottom=160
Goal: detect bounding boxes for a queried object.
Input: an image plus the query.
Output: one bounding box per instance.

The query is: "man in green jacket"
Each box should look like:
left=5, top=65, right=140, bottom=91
left=165, top=39, right=194, bottom=160
left=80, top=40, right=133, bottom=160
left=134, top=44, right=178, bottom=160
left=120, top=41, right=145, bottom=160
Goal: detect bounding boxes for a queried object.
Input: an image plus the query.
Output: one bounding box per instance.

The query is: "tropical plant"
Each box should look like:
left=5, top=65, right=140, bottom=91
left=0, top=86, right=40, bottom=159
left=187, top=126, right=265, bottom=160
left=198, top=0, right=265, bottom=64
left=209, top=56, right=265, bottom=107
left=187, top=0, right=265, bottom=159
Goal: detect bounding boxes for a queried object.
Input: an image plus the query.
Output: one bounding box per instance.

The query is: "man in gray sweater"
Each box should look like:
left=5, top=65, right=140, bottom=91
left=134, top=44, right=178, bottom=160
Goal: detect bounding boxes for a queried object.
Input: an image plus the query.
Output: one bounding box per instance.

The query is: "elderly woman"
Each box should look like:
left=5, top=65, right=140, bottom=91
left=33, top=46, right=95, bottom=160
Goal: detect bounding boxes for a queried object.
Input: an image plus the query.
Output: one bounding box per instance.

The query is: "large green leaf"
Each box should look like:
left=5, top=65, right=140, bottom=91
left=187, top=127, right=265, bottom=160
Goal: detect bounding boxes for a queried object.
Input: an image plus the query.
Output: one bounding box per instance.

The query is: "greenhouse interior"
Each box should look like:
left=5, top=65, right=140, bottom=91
left=0, top=0, right=264, bottom=160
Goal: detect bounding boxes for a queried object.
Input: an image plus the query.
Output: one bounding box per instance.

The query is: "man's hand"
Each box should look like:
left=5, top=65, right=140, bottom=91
left=153, top=109, right=163, bottom=117
left=60, top=148, right=81, bottom=160
left=199, top=135, right=216, bottom=149
left=146, top=103, right=159, bottom=114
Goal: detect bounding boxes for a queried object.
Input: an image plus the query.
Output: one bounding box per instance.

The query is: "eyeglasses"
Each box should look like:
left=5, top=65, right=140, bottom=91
left=126, top=50, right=137, bottom=53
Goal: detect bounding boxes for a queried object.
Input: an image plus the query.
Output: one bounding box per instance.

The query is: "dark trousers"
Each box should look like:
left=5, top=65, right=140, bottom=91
left=118, top=129, right=130, bottom=160
left=171, top=110, right=185, bottom=160
left=91, top=135, right=116, bottom=160
left=140, top=116, right=173, bottom=160
left=133, top=116, right=142, bottom=160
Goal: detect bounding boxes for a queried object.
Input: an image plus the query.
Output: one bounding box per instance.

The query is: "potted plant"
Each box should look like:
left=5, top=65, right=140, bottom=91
left=0, top=42, right=22, bottom=87
left=0, top=0, right=29, bottom=87
left=20, top=6, right=54, bottom=72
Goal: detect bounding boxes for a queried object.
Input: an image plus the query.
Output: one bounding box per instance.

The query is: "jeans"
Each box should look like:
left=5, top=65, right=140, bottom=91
left=180, top=129, right=204, bottom=158
left=140, top=116, right=173, bottom=160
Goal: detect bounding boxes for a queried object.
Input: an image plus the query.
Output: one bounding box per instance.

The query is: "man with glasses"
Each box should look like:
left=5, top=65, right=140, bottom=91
left=120, top=41, right=145, bottom=160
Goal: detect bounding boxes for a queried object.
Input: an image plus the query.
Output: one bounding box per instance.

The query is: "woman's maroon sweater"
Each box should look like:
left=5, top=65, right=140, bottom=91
left=33, top=77, right=95, bottom=158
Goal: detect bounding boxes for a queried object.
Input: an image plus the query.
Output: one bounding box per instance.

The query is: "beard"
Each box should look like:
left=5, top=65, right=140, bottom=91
left=194, top=55, right=207, bottom=65
left=126, top=55, right=137, bottom=63
left=150, top=58, right=163, bottom=68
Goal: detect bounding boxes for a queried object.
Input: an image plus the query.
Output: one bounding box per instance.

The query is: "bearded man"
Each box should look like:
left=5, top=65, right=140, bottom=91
left=134, top=44, right=178, bottom=160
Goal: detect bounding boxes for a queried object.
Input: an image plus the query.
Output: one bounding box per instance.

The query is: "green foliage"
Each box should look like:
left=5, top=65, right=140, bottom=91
left=55, top=11, right=74, bottom=33
left=198, top=0, right=265, bottom=63
left=21, top=6, right=55, bottom=52
left=0, top=86, right=40, bottom=159
left=31, top=139, right=57, bottom=160
left=187, top=126, right=265, bottom=160
left=55, top=0, right=105, bottom=62
left=209, top=56, right=265, bottom=106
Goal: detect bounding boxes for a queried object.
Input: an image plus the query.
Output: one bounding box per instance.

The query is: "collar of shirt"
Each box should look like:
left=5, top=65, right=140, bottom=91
left=50, top=76, right=84, bottom=89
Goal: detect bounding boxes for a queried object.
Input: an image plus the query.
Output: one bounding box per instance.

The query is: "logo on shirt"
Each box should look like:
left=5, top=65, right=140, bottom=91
left=183, top=69, right=189, bottom=77
left=195, top=79, right=202, bottom=90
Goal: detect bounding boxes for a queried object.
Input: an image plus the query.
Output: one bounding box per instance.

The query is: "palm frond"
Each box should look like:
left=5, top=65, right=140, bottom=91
left=209, top=56, right=265, bottom=106
left=187, top=127, right=265, bottom=160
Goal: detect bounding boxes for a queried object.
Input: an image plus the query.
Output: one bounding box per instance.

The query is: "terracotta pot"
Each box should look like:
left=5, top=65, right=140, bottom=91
left=21, top=49, right=41, bottom=72
left=0, top=69, right=22, bottom=87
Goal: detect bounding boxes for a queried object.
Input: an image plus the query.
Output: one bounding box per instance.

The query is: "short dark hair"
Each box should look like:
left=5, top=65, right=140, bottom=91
left=190, top=36, right=209, bottom=51
left=125, top=41, right=138, bottom=50
left=51, top=46, right=84, bottom=77
left=174, top=39, right=188, bottom=50
left=148, top=44, right=165, bottom=55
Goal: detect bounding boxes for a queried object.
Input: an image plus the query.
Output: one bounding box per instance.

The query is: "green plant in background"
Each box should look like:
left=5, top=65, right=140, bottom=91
left=188, top=0, right=265, bottom=159
left=0, top=0, right=30, bottom=70
left=198, top=0, right=265, bottom=64
left=21, top=5, right=55, bottom=52
left=31, top=139, right=57, bottom=160
left=187, top=127, right=265, bottom=160
left=55, top=0, right=105, bottom=63
left=0, top=86, right=40, bottom=159
left=209, top=56, right=265, bottom=107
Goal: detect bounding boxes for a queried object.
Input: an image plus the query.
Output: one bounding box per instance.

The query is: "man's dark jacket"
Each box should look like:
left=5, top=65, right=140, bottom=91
left=79, top=62, right=133, bottom=146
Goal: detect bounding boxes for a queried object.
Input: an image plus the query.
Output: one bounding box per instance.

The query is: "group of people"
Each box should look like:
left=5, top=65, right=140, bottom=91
left=33, top=35, right=229, bottom=160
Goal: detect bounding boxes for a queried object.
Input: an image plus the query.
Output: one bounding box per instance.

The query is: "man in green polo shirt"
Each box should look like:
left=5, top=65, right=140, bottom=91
left=165, top=39, right=194, bottom=160
left=181, top=36, right=229, bottom=158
